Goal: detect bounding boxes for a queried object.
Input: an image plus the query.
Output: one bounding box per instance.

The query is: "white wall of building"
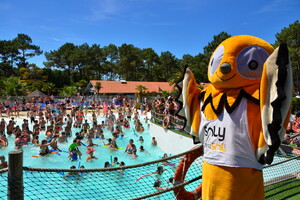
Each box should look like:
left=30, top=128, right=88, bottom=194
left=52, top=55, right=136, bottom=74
left=149, top=122, right=196, bottom=155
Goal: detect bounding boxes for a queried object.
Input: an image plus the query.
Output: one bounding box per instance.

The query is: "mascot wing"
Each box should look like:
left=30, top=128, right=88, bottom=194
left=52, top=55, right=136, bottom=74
left=260, top=43, right=293, bottom=164
left=176, top=67, right=202, bottom=143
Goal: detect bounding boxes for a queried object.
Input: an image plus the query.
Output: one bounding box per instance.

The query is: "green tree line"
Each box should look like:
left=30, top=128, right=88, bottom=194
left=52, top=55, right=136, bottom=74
left=0, top=20, right=299, bottom=96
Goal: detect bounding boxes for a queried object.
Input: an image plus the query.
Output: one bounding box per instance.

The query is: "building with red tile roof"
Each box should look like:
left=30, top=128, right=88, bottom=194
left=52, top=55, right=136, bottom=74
left=86, top=80, right=175, bottom=95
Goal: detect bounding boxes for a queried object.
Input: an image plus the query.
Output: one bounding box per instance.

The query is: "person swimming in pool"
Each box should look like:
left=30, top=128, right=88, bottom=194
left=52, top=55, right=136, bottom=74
left=123, top=118, right=130, bottom=129
left=36, top=139, right=53, bottom=156
left=86, top=147, right=97, bottom=161
left=0, top=155, right=8, bottom=169
left=86, top=137, right=98, bottom=147
left=135, top=119, right=144, bottom=132
left=104, top=161, right=110, bottom=168
left=139, top=146, right=150, bottom=154
left=79, top=165, right=92, bottom=176
left=112, top=126, right=123, bottom=139
left=50, top=135, right=61, bottom=151
left=68, top=139, right=82, bottom=160
left=124, top=139, right=136, bottom=154
left=63, top=165, right=79, bottom=179
left=103, top=138, right=118, bottom=149
left=118, top=161, right=126, bottom=174
left=138, top=136, right=144, bottom=143
left=136, top=166, right=170, bottom=182
left=112, top=157, right=119, bottom=167
left=151, top=137, right=157, bottom=146
left=153, top=180, right=168, bottom=191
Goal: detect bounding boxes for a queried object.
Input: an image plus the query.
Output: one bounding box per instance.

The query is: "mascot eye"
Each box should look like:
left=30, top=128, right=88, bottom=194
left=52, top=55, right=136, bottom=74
left=248, top=60, right=258, bottom=70
left=237, top=45, right=269, bottom=79
left=209, top=45, right=224, bottom=75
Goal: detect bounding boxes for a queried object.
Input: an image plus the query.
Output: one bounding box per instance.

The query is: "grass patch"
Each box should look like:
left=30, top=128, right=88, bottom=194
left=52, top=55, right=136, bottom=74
left=265, top=178, right=300, bottom=199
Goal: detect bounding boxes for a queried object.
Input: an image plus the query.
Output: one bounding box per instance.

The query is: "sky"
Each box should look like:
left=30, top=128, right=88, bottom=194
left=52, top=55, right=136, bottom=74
left=1, top=0, right=299, bottom=67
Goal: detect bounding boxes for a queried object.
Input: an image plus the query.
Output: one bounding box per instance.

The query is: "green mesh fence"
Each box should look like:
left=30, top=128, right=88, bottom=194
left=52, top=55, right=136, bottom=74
left=264, top=148, right=300, bottom=200
left=1, top=146, right=300, bottom=200
left=0, top=168, right=8, bottom=200
left=17, top=147, right=202, bottom=200
left=263, top=133, right=300, bottom=200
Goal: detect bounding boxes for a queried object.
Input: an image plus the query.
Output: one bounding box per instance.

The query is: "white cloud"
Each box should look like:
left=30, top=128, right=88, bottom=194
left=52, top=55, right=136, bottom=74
left=51, top=37, right=62, bottom=42
left=84, top=0, right=123, bottom=22
left=256, top=0, right=299, bottom=14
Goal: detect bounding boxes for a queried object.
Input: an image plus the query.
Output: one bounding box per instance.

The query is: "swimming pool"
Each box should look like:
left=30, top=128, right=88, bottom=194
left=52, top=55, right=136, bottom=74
left=0, top=112, right=166, bottom=169
left=17, top=146, right=203, bottom=200
left=0, top=112, right=203, bottom=199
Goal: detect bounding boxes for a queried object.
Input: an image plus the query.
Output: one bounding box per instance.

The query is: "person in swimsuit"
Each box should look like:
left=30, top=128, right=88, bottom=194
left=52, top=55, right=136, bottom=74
left=6, top=107, right=12, bottom=118
left=6, top=120, right=14, bottom=135
left=31, top=134, right=39, bottom=145
left=153, top=180, right=168, bottom=191
left=87, top=137, right=98, bottom=147
left=33, top=120, right=40, bottom=135
left=109, top=138, right=118, bottom=149
left=82, top=120, right=90, bottom=134
left=138, top=136, right=144, bottom=143
left=124, top=139, right=136, bottom=154
left=50, top=135, right=61, bottom=151
left=118, top=161, right=126, bottom=174
left=102, top=101, right=108, bottom=116
left=112, top=157, right=120, bottom=167
left=58, top=132, right=68, bottom=143
left=135, top=119, right=144, bottom=132
left=123, top=118, right=130, bottom=129
left=104, top=161, right=110, bottom=168
left=86, top=147, right=97, bottom=161
left=68, top=139, right=82, bottom=160
left=136, top=166, right=170, bottom=182
left=139, top=146, right=149, bottom=154
left=36, top=140, right=53, bottom=156
left=63, top=166, right=78, bottom=178
left=0, top=119, right=7, bottom=134
left=0, top=155, right=8, bottom=169
left=112, top=126, right=123, bottom=139
left=39, top=117, right=46, bottom=131
left=0, top=134, right=7, bottom=149
left=151, top=137, right=157, bottom=146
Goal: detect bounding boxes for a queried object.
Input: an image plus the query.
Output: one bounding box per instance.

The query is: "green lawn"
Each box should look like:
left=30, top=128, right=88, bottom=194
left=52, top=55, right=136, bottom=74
left=265, top=178, right=300, bottom=200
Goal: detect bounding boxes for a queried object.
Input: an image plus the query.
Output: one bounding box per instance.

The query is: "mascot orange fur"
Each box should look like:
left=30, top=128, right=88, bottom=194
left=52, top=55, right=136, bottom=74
left=176, top=35, right=293, bottom=200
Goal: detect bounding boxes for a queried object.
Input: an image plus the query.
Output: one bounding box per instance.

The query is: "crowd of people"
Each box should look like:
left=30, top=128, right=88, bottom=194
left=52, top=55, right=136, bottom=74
left=1, top=94, right=298, bottom=158
left=0, top=95, right=173, bottom=171
left=152, top=96, right=178, bottom=116
left=283, top=114, right=300, bottom=150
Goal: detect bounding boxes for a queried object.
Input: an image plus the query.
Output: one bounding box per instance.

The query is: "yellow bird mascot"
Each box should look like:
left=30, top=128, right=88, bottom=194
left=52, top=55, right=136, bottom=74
left=176, top=35, right=293, bottom=200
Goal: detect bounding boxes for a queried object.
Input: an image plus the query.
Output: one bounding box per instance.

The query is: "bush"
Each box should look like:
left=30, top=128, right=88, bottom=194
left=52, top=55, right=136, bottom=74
left=59, top=86, right=77, bottom=97
left=135, top=102, right=141, bottom=109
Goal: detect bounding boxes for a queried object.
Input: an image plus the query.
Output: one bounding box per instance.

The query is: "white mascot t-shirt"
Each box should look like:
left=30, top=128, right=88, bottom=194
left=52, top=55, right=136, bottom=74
left=199, top=98, right=263, bottom=170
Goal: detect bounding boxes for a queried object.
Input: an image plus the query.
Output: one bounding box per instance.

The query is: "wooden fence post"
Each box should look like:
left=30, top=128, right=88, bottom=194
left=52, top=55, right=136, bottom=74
left=8, top=151, right=23, bottom=200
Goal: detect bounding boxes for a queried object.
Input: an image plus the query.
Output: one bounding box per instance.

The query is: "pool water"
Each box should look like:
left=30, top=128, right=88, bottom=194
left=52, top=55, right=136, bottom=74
left=0, top=112, right=202, bottom=199
left=0, top=112, right=166, bottom=169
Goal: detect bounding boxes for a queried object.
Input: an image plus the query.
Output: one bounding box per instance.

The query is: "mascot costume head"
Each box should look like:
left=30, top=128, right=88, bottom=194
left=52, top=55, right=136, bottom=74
left=176, top=35, right=293, bottom=200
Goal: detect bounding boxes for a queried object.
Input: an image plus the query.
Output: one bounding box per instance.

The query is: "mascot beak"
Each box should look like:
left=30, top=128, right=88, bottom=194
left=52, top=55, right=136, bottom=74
left=220, top=63, right=232, bottom=74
